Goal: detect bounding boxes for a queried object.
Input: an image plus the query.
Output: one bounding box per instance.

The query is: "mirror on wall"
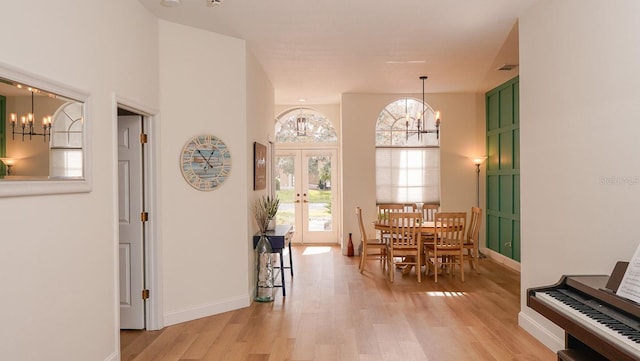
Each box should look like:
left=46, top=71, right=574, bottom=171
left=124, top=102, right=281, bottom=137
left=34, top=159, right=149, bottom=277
left=0, top=77, right=85, bottom=180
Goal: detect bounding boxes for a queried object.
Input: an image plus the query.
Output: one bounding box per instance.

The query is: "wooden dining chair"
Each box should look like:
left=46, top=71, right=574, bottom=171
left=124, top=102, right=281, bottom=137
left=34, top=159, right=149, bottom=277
left=356, top=206, right=386, bottom=273
left=463, top=207, right=482, bottom=273
left=425, top=212, right=467, bottom=283
left=386, top=212, right=422, bottom=283
left=417, top=204, right=440, bottom=245
left=420, top=204, right=440, bottom=222
left=377, top=204, right=406, bottom=222
left=377, top=203, right=406, bottom=241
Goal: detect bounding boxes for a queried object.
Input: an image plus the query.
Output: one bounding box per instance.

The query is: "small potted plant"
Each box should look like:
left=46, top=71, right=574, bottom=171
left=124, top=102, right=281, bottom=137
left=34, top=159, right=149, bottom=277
left=253, top=195, right=279, bottom=233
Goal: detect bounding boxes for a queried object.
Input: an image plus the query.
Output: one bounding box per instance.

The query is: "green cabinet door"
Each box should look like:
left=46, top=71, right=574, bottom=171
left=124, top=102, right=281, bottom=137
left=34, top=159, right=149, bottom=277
left=486, top=77, right=520, bottom=261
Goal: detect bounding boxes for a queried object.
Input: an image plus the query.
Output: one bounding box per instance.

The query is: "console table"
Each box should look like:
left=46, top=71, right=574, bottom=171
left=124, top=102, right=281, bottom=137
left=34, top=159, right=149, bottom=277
left=253, top=225, right=294, bottom=296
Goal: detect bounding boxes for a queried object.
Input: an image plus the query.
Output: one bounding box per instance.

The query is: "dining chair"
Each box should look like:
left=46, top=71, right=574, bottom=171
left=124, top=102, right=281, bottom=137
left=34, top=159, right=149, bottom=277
left=420, top=204, right=440, bottom=222
left=416, top=204, right=440, bottom=245
left=425, top=212, right=467, bottom=283
left=377, top=203, right=407, bottom=241
left=377, top=204, right=406, bottom=222
left=356, top=206, right=386, bottom=274
left=386, top=212, right=422, bottom=282
left=463, top=207, right=482, bottom=273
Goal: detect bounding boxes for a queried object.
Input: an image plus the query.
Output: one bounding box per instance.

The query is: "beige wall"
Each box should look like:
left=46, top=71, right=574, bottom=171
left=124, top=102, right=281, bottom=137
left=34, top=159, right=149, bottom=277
left=519, top=0, right=640, bottom=351
left=158, top=20, right=252, bottom=326
left=341, top=92, right=486, bottom=253
left=246, top=50, right=276, bottom=296
left=0, top=1, right=160, bottom=360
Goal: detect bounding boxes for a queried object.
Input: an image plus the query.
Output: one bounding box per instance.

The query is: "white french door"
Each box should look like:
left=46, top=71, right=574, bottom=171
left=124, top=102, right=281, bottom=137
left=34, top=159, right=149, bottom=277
left=275, top=148, right=339, bottom=244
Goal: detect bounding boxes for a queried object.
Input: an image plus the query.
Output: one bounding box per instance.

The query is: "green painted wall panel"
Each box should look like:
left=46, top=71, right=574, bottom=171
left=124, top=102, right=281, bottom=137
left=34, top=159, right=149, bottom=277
left=487, top=93, right=499, bottom=131
left=486, top=77, right=520, bottom=261
left=499, top=175, right=513, bottom=214
left=488, top=215, right=500, bottom=250
left=488, top=134, right=499, bottom=172
left=499, top=132, right=513, bottom=170
left=513, top=128, right=520, bottom=170
left=488, top=175, right=499, bottom=211
left=513, top=220, right=521, bottom=262
left=514, top=175, right=520, bottom=216
left=499, top=218, right=513, bottom=258
left=499, top=87, right=514, bottom=127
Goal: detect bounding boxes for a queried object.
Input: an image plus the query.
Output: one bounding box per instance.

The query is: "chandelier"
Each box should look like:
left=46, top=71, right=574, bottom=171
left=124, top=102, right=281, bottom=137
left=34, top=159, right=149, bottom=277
left=405, top=75, right=441, bottom=142
left=295, top=108, right=307, bottom=136
left=9, top=89, right=51, bottom=142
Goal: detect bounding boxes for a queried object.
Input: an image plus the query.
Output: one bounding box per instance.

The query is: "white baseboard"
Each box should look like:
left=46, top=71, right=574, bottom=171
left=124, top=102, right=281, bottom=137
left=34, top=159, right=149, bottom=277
left=518, top=311, right=563, bottom=352
left=103, top=351, right=118, bottom=361
left=163, top=295, right=251, bottom=327
left=481, top=247, right=520, bottom=272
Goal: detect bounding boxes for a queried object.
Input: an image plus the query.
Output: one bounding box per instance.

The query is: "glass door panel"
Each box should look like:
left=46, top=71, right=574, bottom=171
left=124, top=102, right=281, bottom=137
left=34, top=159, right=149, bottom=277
left=275, top=149, right=338, bottom=244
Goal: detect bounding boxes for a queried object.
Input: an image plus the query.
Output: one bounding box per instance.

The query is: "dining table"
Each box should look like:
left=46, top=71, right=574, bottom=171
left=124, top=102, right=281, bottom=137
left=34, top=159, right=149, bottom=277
left=373, top=219, right=436, bottom=234
left=373, top=219, right=437, bottom=275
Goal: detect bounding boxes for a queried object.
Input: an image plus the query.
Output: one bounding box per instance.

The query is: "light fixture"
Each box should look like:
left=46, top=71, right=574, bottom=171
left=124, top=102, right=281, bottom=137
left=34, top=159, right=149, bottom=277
left=9, top=89, right=51, bottom=142
left=296, top=108, right=307, bottom=136
left=0, top=158, right=16, bottom=175
left=406, top=75, right=441, bottom=142
left=161, top=0, right=181, bottom=6
left=471, top=157, right=487, bottom=207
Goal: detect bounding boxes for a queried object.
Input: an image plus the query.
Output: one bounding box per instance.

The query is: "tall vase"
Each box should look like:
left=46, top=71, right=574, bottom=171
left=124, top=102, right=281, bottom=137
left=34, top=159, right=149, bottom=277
left=255, top=234, right=274, bottom=302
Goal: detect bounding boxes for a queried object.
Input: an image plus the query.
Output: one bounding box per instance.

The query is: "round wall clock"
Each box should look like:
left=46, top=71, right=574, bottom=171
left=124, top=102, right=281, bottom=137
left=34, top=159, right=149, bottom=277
left=180, top=134, right=232, bottom=191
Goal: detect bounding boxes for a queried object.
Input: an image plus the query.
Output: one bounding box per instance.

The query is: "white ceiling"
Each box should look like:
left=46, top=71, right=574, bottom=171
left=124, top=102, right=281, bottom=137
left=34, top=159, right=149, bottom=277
left=138, top=0, right=537, bottom=104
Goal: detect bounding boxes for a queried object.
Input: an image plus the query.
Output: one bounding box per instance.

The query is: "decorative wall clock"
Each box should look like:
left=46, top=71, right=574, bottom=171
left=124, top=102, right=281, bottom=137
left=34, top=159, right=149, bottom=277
left=180, top=134, right=231, bottom=191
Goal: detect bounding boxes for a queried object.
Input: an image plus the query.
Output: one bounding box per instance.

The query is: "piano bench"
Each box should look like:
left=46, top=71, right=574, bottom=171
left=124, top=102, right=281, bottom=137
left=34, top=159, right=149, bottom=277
left=557, top=349, right=608, bottom=361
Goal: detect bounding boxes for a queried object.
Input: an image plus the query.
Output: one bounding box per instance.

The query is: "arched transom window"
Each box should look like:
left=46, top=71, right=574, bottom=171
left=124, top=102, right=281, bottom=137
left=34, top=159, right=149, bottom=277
left=275, top=108, right=337, bottom=144
left=375, top=98, right=440, bottom=204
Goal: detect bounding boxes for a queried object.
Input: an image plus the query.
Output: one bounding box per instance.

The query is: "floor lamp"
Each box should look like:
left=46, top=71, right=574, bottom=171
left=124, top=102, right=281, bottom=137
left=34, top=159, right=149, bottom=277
left=472, top=157, right=487, bottom=207
left=472, top=157, right=487, bottom=258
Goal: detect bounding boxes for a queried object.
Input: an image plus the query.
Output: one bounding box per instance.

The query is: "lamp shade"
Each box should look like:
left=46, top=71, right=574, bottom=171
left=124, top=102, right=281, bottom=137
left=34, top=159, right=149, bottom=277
left=472, top=156, right=487, bottom=165
left=0, top=158, right=16, bottom=166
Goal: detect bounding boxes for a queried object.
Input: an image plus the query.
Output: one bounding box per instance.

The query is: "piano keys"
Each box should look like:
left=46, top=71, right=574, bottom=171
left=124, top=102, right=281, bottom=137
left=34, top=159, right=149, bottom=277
left=527, top=262, right=640, bottom=361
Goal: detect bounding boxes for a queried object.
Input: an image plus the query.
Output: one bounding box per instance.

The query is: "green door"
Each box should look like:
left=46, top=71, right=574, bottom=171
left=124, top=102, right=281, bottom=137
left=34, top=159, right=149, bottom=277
left=486, top=77, right=520, bottom=261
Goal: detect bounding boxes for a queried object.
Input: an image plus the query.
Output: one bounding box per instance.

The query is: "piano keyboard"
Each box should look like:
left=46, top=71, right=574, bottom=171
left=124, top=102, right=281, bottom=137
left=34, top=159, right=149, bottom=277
left=535, top=289, right=640, bottom=357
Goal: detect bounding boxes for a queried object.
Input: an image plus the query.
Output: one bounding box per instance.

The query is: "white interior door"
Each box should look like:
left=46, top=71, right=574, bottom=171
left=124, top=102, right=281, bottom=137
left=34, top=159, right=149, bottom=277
left=275, top=148, right=339, bottom=244
left=118, top=115, right=145, bottom=329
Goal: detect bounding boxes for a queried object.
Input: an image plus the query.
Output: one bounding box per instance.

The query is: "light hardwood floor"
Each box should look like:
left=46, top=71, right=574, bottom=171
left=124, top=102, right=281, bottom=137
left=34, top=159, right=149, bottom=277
left=121, top=245, right=555, bottom=361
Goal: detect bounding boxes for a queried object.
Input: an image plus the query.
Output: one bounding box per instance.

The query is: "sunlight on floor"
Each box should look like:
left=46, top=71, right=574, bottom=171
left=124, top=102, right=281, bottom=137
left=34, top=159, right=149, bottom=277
left=302, top=246, right=332, bottom=255
left=424, top=291, right=467, bottom=297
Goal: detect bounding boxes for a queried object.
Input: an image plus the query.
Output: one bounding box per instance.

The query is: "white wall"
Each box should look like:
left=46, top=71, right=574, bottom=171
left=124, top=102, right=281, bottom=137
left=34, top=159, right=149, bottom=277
left=158, top=21, right=254, bottom=325
left=341, top=92, right=486, bottom=254
left=518, top=0, right=640, bottom=351
left=246, top=50, right=275, bottom=294
left=0, top=1, right=159, bottom=360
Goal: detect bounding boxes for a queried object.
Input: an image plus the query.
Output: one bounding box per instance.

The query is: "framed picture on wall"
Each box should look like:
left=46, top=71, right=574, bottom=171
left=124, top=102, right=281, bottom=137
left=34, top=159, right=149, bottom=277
left=253, top=142, right=267, bottom=190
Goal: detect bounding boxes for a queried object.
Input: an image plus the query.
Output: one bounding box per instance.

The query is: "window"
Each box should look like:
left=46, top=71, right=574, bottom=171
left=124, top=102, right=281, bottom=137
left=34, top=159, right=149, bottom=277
left=275, top=108, right=337, bottom=144
left=375, top=98, right=440, bottom=204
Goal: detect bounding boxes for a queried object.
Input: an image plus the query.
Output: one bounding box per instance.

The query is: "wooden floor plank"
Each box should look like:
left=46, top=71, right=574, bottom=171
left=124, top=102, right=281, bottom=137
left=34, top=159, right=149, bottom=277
left=122, top=245, right=555, bottom=361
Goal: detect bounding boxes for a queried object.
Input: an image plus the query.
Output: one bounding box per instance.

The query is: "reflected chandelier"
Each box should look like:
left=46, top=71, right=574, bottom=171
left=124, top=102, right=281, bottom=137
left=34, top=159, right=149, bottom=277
left=9, top=88, right=51, bottom=142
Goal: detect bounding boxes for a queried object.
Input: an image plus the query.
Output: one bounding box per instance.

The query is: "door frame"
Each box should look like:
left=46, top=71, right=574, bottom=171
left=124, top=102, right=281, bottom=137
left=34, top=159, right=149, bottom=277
left=274, top=143, right=341, bottom=244
left=114, top=96, right=162, bottom=335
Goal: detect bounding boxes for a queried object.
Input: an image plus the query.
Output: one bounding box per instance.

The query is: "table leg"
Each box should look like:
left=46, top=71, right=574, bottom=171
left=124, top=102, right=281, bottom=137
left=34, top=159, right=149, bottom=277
left=288, top=241, right=294, bottom=277
left=279, top=249, right=286, bottom=296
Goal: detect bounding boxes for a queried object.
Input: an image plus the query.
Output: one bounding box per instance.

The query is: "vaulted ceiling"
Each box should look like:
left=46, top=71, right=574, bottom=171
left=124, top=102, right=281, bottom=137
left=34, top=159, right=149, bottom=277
left=138, top=0, right=536, bottom=104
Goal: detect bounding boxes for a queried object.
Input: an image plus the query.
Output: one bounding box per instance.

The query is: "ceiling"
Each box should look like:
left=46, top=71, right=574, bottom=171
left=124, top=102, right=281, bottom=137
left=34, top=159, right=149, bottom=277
left=138, top=0, right=536, bottom=104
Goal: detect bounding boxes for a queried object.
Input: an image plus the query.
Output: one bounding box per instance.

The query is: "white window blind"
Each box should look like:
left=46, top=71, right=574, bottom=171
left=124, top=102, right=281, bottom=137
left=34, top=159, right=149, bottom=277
left=376, top=147, right=440, bottom=204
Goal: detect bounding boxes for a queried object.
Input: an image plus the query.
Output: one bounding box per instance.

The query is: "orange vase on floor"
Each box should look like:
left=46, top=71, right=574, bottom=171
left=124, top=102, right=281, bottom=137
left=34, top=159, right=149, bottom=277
left=347, top=233, right=354, bottom=257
